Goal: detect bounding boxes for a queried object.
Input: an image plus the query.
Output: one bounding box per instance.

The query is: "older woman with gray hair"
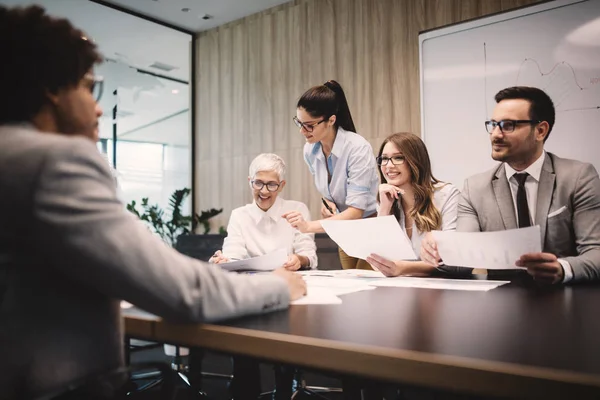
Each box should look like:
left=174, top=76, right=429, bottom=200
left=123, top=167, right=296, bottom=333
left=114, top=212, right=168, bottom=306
left=209, top=153, right=317, bottom=399
left=211, top=152, right=318, bottom=270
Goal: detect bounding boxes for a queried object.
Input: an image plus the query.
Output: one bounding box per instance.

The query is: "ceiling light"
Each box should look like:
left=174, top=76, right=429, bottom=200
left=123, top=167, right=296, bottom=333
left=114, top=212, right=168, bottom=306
left=181, top=8, right=190, bottom=12
left=201, top=14, right=213, bottom=20
left=171, top=89, right=179, bottom=94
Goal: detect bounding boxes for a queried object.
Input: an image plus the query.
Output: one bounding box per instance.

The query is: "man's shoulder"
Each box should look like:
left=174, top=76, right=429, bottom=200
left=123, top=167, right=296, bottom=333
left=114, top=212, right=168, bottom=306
left=0, top=124, right=100, bottom=174
left=464, top=164, right=501, bottom=188
left=0, top=124, right=98, bottom=157
left=548, top=152, right=597, bottom=177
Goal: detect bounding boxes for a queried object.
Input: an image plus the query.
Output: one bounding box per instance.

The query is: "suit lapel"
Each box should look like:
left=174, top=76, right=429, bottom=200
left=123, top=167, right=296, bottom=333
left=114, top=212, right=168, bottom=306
left=492, top=165, right=517, bottom=230
left=535, top=154, right=556, bottom=247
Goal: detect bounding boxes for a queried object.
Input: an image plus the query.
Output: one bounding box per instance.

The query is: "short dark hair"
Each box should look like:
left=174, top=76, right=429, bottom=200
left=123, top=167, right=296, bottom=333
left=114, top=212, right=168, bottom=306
left=297, top=80, right=357, bottom=133
left=494, top=86, right=555, bottom=141
left=0, top=5, right=102, bottom=124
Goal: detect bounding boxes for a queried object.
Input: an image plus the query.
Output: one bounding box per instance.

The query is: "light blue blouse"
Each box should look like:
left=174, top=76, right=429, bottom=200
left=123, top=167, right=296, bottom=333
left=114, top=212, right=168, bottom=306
left=303, top=127, right=378, bottom=217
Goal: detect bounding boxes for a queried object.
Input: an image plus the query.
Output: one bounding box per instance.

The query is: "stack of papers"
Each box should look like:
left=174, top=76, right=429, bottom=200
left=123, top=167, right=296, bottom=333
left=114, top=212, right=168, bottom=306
left=369, top=277, right=509, bottom=291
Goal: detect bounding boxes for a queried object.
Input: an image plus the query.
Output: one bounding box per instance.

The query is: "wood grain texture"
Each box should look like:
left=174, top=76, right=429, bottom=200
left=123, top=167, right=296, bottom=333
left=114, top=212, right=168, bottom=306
left=194, top=0, right=542, bottom=228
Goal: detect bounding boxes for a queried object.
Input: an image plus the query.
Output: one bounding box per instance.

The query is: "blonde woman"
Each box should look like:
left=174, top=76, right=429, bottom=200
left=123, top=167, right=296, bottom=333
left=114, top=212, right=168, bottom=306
left=366, top=132, right=460, bottom=277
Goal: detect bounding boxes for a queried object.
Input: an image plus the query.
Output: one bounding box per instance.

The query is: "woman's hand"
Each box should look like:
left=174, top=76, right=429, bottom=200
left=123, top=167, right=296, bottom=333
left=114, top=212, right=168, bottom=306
left=320, top=199, right=338, bottom=218
left=378, top=184, right=403, bottom=214
left=282, top=211, right=311, bottom=233
left=366, top=253, right=431, bottom=277
left=209, top=250, right=229, bottom=264
left=282, top=254, right=302, bottom=271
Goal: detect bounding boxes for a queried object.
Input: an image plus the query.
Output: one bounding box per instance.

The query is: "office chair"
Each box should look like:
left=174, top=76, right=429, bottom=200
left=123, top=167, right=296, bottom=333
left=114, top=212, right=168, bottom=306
left=36, top=362, right=178, bottom=400
left=125, top=338, right=212, bottom=398
left=257, top=369, right=342, bottom=400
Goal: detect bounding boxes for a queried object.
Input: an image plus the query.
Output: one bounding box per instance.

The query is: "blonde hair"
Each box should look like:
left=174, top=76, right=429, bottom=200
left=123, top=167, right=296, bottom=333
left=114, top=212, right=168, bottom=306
left=377, top=132, right=443, bottom=233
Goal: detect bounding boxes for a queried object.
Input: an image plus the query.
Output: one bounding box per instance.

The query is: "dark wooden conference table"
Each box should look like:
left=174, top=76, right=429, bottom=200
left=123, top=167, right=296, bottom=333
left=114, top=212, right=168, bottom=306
left=123, top=274, right=600, bottom=399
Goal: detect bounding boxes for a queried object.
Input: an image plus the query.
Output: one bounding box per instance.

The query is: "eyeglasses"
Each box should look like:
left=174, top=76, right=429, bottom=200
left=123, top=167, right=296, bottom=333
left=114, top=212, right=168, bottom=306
left=376, top=155, right=405, bottom=166
left=251, top=180, right=281, bottom=192
left=485, top=119, right=540, bottom=134
left=293, top=116, right=326, bottom=133
left=84, top=74, right=104, bottom=102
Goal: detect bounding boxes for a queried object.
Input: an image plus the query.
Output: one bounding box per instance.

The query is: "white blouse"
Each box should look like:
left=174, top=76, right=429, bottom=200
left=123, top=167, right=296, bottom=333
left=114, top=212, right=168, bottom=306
left=221, top=197, right=318, bottom=268
left=395, top=183, right=460, bottom=259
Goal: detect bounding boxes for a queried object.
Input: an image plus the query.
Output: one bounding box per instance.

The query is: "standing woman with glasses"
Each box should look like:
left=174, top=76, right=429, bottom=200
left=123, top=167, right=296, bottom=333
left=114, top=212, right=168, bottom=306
left=365, top=132, right=460, bottom=277
left=283, top=80, right=378, bottom=270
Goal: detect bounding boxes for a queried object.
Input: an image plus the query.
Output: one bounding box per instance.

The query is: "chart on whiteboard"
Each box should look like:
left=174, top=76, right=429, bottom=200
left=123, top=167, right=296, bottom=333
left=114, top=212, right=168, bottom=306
left=420, top=0, right=600, bottom=188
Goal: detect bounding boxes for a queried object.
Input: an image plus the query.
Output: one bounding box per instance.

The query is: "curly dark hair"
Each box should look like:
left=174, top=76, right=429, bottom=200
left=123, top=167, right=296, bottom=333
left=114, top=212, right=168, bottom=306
left=0, top=5, right=102, bottom=124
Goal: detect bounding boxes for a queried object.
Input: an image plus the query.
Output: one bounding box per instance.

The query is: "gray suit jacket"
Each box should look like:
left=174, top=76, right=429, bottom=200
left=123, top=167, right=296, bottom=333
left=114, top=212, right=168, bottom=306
left=0, top=124, right=289, bottom=399
left=456, top=152, right=600, bottom=282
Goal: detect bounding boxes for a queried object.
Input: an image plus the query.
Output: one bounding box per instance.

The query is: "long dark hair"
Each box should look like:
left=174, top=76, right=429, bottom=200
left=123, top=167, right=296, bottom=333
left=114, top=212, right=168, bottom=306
left=297, top=80, right=356, bottom=132
left=377, top=132, right=443, bottom=233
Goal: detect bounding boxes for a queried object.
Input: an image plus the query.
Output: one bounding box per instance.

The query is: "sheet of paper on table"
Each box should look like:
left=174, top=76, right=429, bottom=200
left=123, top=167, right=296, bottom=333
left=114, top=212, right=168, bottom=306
left=292, top=286, right=342, bottom=305
left=370, top=277, right=510, bottom=291
left=432, top=226, right=541, bottom=270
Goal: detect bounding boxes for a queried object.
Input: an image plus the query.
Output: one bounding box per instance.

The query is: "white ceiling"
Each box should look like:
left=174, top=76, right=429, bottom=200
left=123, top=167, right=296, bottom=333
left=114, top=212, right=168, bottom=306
left=102, top=0, right=292, bottom=32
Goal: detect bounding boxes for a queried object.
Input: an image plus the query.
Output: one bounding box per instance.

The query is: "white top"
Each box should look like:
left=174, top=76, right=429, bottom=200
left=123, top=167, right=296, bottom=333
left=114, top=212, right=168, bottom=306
left=396, top=183, right=460, bottom=259
left=504, top=151, right=573, bottom=282
left=221, top=197, right=318, bottom=269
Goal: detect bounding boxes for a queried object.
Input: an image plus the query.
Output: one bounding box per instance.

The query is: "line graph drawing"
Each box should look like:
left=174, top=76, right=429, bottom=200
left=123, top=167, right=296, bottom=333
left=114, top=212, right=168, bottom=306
left=516, top=58, right=589, bottom=90
left=483, top=42, right=600, bottom=114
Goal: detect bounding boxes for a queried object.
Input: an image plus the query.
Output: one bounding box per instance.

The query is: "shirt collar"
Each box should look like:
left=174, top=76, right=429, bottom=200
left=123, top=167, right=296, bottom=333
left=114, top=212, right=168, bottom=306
left=249, top=196, right=283, bottom=223
left=329, top=127, right=347, bottom=158
left=505, top=151, right=546, bottom=183
left=311, top=127, right=347, bottom=161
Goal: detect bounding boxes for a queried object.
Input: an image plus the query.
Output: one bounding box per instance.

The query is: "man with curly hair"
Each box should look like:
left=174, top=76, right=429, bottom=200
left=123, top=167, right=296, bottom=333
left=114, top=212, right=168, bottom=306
left=0, top=5, right=306, bottom=399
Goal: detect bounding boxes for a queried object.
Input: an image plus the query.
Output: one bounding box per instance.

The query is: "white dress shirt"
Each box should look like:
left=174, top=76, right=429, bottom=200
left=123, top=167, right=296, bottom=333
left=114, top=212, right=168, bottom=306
left=395, top=183, right=460, bottom=258
left=504, top=151, right=573, bottom=282
left=221, top=197, right=318, bottom=269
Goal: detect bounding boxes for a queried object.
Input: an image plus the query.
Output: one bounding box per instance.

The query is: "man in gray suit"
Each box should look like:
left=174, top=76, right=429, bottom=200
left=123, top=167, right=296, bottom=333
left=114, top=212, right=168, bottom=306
left=0, top=5, right=306, bottom=399
left=422, top=86, right=600, bottom=284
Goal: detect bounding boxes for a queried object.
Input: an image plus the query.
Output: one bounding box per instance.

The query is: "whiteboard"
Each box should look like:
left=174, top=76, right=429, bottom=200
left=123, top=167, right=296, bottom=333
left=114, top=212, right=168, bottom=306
left=419, top=0, right=600, bottom=189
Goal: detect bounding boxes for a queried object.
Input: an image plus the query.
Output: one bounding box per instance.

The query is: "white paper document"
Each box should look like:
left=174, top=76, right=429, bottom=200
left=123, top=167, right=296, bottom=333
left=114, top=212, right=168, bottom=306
left=432, top=226, right=541, bottom=270
left=219, top=248, right=287, bottom=272
left=370, top=277, right=509, bottom=291
left=321, top=215, right=416, bottom=261
left=302, top=276, right=377, bottom=296
left=292, top=287, right=342, bottom=305
left=298, top=269, right=385, bottom=279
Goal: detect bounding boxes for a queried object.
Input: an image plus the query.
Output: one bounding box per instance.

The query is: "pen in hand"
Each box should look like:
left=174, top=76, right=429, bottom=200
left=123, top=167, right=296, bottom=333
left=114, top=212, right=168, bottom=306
left=321, top=198, right=335, bottom=215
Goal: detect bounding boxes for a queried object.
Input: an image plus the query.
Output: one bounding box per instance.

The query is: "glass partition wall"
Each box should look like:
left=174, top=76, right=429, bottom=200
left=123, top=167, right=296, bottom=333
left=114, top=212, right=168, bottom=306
left=1, top=0, right=193, bottom=214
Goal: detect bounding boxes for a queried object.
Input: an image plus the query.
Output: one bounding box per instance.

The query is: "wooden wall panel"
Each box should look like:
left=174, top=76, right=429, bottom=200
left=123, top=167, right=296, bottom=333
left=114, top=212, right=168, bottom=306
left=194, top=0, right=542, bottom=229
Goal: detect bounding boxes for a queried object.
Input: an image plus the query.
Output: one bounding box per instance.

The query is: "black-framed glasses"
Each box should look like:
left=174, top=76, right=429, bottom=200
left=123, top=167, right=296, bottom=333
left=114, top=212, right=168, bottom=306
left=293, top=116, right=326, bottom=133
left=376, top=155, right=405, bottom=166
left=485, top=119, right=540, bottom=134
left=251, top=180, right=281, bottom=192
left=84, top=73, right=104, bottom=102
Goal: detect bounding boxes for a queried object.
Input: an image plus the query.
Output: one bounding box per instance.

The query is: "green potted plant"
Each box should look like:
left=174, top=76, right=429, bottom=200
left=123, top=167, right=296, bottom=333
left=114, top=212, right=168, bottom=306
left=127, top=188, right=226, bottom=260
